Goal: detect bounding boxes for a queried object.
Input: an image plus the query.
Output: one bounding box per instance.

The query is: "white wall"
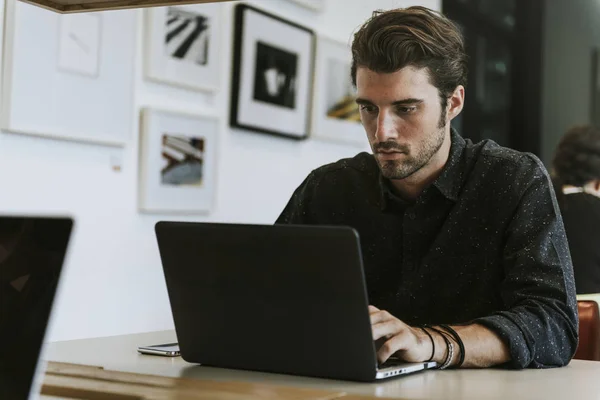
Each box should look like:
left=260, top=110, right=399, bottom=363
left=0, top=0, right=439, bottom=342
left=541, top=0, right=600, bottom=165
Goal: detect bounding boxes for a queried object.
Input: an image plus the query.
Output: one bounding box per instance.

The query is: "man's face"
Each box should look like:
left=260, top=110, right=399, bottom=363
left=355, top=66, right=449, bottom=180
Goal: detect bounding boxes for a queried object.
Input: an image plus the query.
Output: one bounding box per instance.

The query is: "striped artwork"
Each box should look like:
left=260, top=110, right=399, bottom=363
left=161, top=134, right=205, bottom=187
left=165, top=7, right=210, bottom=66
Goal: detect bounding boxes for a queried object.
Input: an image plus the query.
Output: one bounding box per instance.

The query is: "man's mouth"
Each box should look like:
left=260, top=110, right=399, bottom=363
left=376, top=151, right=406, bottom=160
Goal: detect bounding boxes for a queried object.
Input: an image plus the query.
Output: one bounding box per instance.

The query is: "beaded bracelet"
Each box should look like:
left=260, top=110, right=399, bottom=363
left=437, top=330, right=454, bottom=369
left=422, top=325, right=455, bottom=369
left=439, top=324, right=465, bottom=368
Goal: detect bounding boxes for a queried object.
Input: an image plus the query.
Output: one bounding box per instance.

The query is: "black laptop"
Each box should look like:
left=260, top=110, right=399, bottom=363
left=155, top=221, right=436, bottom=382
left=0, top=216, right=74, bottom=399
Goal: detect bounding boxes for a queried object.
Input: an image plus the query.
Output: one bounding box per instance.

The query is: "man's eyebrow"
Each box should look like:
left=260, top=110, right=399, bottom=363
left=355, top=98, right=424, bottom=105
left=392, top=98, right=424, bottom=106
left=355, top=98, right=374, bottom=105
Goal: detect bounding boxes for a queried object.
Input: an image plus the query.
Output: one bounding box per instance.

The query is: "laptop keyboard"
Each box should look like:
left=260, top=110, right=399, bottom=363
left=378, top=357, right=406, bottom=369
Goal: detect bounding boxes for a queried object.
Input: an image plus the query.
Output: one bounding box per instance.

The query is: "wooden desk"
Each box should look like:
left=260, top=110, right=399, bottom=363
left=41, top=361, right=347, bottom=400
left=45, top=330, right=600, bottom=399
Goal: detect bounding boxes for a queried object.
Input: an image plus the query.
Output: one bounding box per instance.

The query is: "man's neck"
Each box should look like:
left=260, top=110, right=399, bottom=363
left=389, top=130, right=452, bottom=202
left=563, top=181, right=600, bottom=199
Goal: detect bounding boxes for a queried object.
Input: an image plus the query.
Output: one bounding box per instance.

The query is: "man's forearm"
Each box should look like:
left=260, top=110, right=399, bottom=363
left=425, top=323, right=510, bottom=368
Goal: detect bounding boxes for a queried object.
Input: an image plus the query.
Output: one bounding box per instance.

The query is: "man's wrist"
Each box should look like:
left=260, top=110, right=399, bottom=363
left=424, top=326, right=460, bottom=367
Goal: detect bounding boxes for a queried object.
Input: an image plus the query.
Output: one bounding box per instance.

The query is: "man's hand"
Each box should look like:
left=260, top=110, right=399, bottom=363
left=369, top=305, right=432, bottom=364
left=369, top=305, right=512, bottom=367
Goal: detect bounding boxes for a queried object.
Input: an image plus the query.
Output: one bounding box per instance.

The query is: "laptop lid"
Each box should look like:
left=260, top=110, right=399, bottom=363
left=0, top=216, right=74, bottom=399
left=155, top=221, right=383, bottom=382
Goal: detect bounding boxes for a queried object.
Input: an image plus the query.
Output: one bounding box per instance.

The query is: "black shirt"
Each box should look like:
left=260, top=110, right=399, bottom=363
left=275, top=131, right=578, bottom=369
left=559, top=192, right=600, bottom=294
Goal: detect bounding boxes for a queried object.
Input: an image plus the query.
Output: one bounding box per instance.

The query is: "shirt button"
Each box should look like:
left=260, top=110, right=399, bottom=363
left=407, top=211, right=416, bottom=220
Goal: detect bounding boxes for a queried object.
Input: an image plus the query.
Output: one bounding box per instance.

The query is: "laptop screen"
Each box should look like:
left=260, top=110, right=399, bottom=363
left=0, top=217, right=73, bottom=399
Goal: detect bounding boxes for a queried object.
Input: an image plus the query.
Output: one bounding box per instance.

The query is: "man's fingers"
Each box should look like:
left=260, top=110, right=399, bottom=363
left=377, top=334, right=411, bottom=363
left=367, top=308, right=416, bottom=363
left=369, top=309, right=394, bottom=325
left=371, top=320, right=404, bottom=341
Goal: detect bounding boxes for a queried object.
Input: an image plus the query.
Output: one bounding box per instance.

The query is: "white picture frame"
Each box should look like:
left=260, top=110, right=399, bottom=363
left=288, top=0, right=325, bottom=12
left=1, top=0, right=136, bottom=146
left=145, top=3, right=222, bottom=92
left=230, top=4, right=315, bottom=140
left=311, top=35, right=367, bottom=146
left=139, top=108, right=219, bottom=214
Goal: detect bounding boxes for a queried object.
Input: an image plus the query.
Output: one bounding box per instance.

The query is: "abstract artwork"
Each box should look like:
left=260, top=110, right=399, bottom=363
left=230, top=4, right=314, bottom=139
left=57, top=13, right=101, bottom=77
left=325, top=58, right=359, bottom=122
left=310, top=35, right=367, bottom=146
left=145, top=3, right=221, bottom=91
left=287, top=0, right=325, bottom=12
left=164, top=7, right=209, bottom=66
left=139, top=108, right=219, bottom=214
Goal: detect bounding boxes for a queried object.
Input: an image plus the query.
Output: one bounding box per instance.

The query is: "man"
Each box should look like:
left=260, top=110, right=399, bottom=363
left=276, top=6, right=578, bottom=369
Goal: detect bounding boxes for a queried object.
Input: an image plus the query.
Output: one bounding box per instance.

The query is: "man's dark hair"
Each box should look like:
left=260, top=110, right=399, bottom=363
left=350, top=6, right=468, bottom=108
left=553, top=125, right=600, bottom=187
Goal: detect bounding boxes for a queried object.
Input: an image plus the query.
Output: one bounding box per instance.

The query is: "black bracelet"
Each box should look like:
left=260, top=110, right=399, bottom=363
left=435, top=329, right=453, bottom=369
left=439, top=324, right=465, bottom=368
left=419, top=327, right=435, bottom=362
left=423, top=325, right=453, bottom=369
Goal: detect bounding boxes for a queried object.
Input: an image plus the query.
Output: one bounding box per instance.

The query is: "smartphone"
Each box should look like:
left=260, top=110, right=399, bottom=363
left=137, top=342, right=180, bottom=357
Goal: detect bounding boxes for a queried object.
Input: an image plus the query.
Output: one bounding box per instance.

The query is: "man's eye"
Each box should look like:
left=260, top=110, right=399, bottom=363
left=398, top=107, right=417, bottom=114
left=359, top=105, right=377, bottom=113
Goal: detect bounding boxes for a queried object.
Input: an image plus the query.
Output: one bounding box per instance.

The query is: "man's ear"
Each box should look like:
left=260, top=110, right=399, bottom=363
left=447, top=85, right=465, bottom=122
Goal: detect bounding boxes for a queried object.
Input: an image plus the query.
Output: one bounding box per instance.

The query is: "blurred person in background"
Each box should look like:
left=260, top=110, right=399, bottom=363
left=552, top=125, right=600, bottom=294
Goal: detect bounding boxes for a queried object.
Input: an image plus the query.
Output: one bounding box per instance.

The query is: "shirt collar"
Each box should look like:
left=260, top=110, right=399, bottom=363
left=378, top=174, right=407, bottom=211
left=432, top=129, right=466, bottom=202
left=378, top=129, right=466, bottom=209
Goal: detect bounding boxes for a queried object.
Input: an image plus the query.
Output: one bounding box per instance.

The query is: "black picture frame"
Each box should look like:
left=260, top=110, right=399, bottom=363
left=230, top=3, right=315, bottom=140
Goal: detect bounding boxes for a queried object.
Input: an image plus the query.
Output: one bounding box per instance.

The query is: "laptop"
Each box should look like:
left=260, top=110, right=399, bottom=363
left=155, top=221, right=436, bottom=382
left=0, top=215, right=74, bottom=399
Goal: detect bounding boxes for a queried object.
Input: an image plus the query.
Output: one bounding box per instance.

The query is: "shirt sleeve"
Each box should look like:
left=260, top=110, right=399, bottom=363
left=473, top=155, right=579, bottom=368
left=275, top=171, right=320, bottom=225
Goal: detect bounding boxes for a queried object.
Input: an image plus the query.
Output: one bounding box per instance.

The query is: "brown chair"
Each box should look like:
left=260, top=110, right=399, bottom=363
left=574, top=300, right=600, bottom=361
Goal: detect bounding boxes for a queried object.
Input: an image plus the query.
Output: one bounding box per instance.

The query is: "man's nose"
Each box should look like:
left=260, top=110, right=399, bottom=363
left=374, top=111, right=398, bottom=142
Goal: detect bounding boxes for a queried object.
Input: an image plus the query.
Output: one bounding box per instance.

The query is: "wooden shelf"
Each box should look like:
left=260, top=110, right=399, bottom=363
left=19, top=0, right=234, bottom=13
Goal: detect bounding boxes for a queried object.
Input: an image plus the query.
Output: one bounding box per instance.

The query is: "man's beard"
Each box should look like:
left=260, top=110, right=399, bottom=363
left=374, top=109, right=447, bottom=180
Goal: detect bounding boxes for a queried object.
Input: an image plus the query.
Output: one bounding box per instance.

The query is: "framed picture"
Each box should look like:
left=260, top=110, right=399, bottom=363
left=287, top=0, right=325, bottom=12
left=311, top=35, right=366, bottom=146
left=230, top=4, right=315, bottom=140
left=1, top=0, right=135, bottom=146
left=139, top=108, right=219, bottom=214
left=145, top=3, right=222, bottom=92
left=592, top=48, right=600, bottom=127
